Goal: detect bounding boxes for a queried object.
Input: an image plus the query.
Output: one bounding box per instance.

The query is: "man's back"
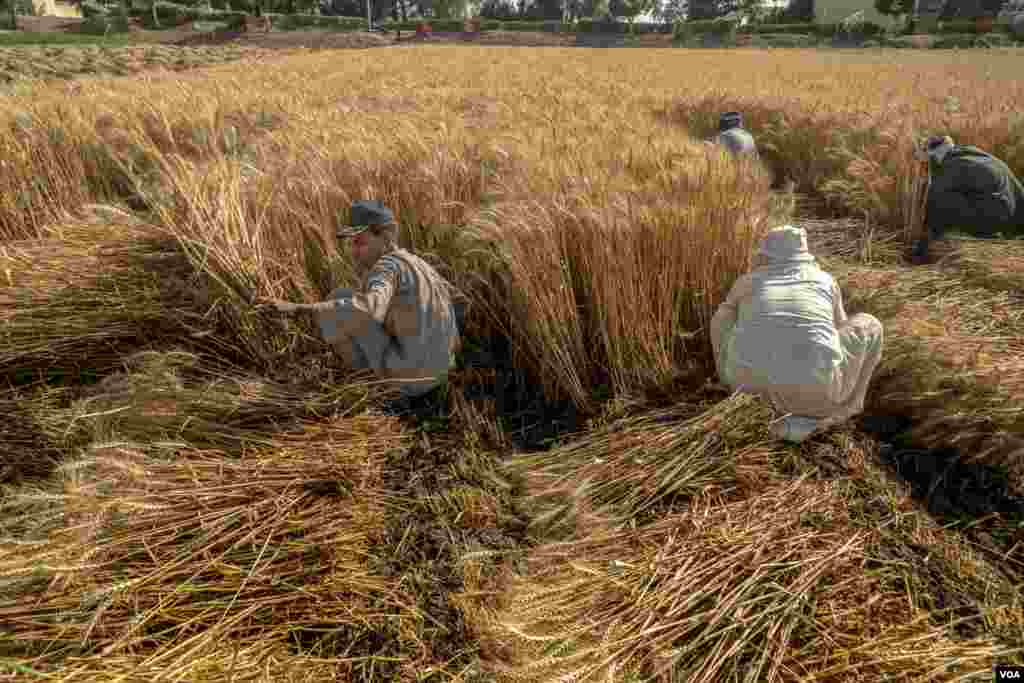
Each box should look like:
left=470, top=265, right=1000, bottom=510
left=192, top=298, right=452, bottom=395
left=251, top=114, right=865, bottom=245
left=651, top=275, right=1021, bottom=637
left=933, top=146, right=1024, bottom=230
left=717, top=128, right=758, bottom=159
left=731, top=263, right=842, bottom=387
left=367, top=249, right=460, bottom=389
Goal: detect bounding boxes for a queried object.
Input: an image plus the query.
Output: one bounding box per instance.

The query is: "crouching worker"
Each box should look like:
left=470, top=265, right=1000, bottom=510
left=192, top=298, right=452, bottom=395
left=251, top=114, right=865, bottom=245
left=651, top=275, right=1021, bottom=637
left=911, top=135, right=1024, bottom=264
left=267, top=200, right=461, bottom=407
left=714, top=111, right=759, bottom=160
left=710, top=226, right=884, bottom=443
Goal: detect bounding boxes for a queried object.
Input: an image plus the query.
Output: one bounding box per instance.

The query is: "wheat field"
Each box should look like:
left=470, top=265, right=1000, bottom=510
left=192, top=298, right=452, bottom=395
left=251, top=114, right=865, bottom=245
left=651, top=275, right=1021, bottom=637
left=1, top=46, right=1023, bottom=681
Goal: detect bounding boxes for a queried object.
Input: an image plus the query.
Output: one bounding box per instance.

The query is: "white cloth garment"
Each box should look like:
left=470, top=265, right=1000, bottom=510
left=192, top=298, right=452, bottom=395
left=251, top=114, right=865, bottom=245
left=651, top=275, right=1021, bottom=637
left=710, top=226, right=884, bottom=442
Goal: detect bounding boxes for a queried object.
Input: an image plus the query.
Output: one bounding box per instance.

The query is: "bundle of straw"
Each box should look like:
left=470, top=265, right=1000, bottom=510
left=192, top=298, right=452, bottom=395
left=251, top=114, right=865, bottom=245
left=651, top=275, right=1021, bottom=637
left=0, top=434, right=414, bottom=676
left=0, top=386, right=70, bottom=481
left=485, top=478, right=1017, bottom=683
left=39, top=350, right=390, bottom=454
left=0, top=222, right=203, bottom=381
left=836, top=265, right=1024, bottom=492
left=512, top=394, right=776, bottom=529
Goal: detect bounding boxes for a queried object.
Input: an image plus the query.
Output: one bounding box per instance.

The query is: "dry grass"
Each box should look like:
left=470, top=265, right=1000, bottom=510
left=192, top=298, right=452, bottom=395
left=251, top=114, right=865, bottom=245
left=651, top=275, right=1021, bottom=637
left=477, top=477, right=1022, bottom=682
left=835, top=255, right=1024, bottom=493
left=1, top=47, right=1023, bottom=682
left=43, top=350, right=386, bottom=453
left=0, top=221, right=201, bottom=380
left=0, top=44, right=282, bottom=88
left=0, top=437, right=414, bottom=679
left=512, top=394, right=775, bottom=532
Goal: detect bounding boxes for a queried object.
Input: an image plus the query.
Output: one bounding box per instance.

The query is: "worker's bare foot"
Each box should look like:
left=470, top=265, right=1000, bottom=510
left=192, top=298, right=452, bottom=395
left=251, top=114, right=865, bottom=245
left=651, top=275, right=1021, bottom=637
left=770, top=416, right=821, bottom=443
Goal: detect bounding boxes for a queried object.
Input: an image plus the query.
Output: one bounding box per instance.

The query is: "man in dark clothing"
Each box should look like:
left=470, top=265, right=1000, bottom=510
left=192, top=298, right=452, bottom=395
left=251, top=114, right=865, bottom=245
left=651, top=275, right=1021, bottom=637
left=715, top=111, right=759, bottom=160
left=911, top=135, right=1024, bottom=264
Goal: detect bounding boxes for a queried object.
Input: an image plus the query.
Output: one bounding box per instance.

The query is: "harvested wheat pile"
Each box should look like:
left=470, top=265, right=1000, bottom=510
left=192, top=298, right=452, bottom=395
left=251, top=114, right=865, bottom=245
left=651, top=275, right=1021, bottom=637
left=41, top=350, right=382, bottom=453
left=478, top=477, right=1020, bottom=682
left=0, top=221, right=202, bottom=380
left=0, top=44, right=278, bottom=87
left=836, top=259, right=1024, bottom=493
left=0, top=434, right=415, bottom=679
left=512, top=394, right=777, bottom=532
left=936, top=238, right=1024, bottom=295
left=0, top=386, right=71, bottom=482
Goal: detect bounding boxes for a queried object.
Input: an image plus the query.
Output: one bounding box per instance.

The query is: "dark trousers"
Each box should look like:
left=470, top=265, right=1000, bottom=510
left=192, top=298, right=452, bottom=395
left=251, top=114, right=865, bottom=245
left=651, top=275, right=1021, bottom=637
left=926, top=192, right=1011, bottom=242
left=914, top=192, right=1013, bottom=261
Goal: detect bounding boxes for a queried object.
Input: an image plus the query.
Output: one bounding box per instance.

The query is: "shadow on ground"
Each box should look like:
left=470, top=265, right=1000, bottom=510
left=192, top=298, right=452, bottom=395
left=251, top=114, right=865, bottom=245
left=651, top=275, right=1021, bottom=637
left=860, top=414, right=1024, bottom=578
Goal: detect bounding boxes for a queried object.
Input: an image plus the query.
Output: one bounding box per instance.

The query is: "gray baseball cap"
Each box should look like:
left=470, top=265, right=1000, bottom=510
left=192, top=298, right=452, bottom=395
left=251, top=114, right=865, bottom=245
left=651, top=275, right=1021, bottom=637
left=336, top=200, right=396, bottom=238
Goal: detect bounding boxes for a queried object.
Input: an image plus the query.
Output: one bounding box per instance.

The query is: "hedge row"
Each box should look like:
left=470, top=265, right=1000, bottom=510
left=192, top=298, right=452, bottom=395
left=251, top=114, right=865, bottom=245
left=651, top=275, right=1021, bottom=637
left=110, top=9, right=1021, bottom=41
left=936, top=19, right=1016, bottom=34
left=140, top=3, right=371, bottom=29
left=377, top=18, right=670, bottom=33
left=675, top=19, right=887, bottom=38
left=271, top=13, right=366, bottom=29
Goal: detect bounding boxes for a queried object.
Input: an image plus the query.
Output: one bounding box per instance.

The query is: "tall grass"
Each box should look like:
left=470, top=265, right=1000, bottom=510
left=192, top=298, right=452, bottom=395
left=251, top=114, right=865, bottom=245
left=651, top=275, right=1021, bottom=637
left=473, top=148, right=773, bottom=409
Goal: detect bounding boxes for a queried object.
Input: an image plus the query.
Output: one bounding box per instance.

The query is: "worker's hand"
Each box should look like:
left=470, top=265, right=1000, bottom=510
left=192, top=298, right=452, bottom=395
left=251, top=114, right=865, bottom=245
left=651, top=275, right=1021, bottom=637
left=261, top=299, right=302, bottom=314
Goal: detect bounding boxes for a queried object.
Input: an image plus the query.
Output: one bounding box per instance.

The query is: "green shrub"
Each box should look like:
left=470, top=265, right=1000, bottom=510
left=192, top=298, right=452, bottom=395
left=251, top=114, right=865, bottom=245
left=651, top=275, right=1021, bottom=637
left=672, top=19, right=692, bottom=40
left=679, top=18, right=723, bottom=34
left=420, top=19, right=459, bottom=31
left=748, top=22, right=817, bottom=34
left=880, top=35, right=927, bottom=47
left=318, top=15, right=368, bottom=30
left=287, top=13, right=318, bottom=27
left=938, top=19, right=978, bottom=33
left=857, top=21, right=885, bottom=35
left=480, top=19, right=500, bottom=30
left=677, top=17, right=737, bottom=37
left=80, top=1, right=111, bottom=18
left=501, top=20, right=549, bottom=31
left=3, top=0, right=39, bottom=17
left=710, top=17, right=737, bottom=36
left=932, top=33, right=975, bottom=48
left=861, top=38, right=881, bottom=47
left=970, top=33, right=1012, bottom=46
left=755, top=32, right=818, bottom=46
left=380, top=20, right=421, bottom=31
left=80, top=13, right=131, bottom=33
left=151, top=2, right=193, bottom=25
left=269, top=12, right=321, bottom=29
left=626, top=21, right=669, bottom=33
left=821, top=20, right=885, bottom=37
